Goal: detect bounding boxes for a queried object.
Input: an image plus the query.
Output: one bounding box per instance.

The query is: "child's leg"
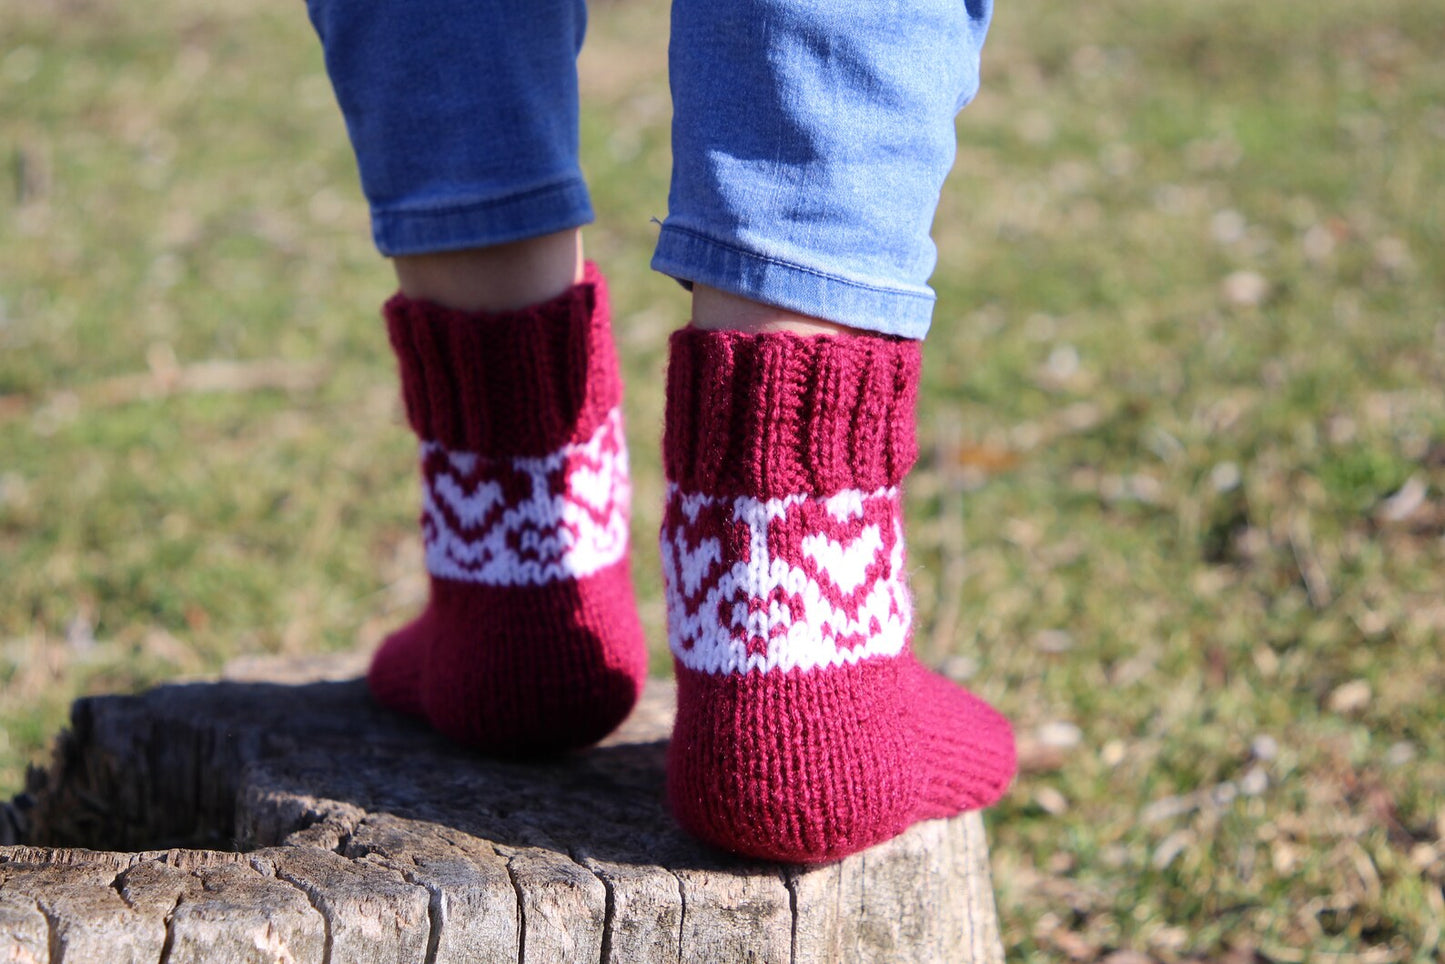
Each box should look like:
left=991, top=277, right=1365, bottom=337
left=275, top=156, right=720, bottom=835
left=305, top=0, right=593, bottom=261
left=655, top=0, right=996, bottom=339
left=305, top=0, right=646, bottom=753
left=656, top=0, right=1015, bottom=861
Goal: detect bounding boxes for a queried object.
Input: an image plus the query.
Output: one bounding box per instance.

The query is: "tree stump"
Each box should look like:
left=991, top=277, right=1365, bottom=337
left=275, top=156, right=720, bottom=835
left=0, top=653, right=1005, bottom=963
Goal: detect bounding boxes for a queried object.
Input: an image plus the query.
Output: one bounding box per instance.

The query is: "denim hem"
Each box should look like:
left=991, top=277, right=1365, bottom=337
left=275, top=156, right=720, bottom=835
left=370, top=177, right=595, bottom=257
left=650, top=224, right=935, bottom=339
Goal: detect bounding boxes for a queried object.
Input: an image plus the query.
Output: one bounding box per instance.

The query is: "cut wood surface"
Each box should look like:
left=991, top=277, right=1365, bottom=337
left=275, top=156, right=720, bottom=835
left=0, top=652, right=1005, bottom=963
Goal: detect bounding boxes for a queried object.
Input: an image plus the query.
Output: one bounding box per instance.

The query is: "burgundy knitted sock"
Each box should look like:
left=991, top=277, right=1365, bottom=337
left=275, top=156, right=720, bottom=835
left=661, top=327, right=1016, bottom=862
left=369, top=263, right=648, bottom=754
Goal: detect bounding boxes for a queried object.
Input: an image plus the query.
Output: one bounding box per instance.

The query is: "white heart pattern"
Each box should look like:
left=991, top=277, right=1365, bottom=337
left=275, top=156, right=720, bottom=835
left=421, top=407, right=630, bottom=586
left=661, top=483, right=911, bottom=675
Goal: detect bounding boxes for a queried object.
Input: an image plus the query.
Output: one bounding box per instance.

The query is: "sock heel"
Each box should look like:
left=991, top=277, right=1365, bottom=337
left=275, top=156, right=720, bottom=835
left=668, top=661, right=919, bottom=863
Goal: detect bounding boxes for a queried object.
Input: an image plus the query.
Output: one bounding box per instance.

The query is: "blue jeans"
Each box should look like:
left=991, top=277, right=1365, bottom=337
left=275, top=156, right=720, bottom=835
left=305, top=0, right=992, bottom=338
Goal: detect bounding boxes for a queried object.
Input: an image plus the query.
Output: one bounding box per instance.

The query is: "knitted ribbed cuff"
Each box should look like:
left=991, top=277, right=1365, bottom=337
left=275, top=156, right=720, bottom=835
left=664, top=326, right=920, bottom=499
left=384, top=262, right=621, bottom=457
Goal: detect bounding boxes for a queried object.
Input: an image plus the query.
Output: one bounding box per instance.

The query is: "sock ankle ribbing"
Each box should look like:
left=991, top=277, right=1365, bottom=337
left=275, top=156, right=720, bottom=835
left=661, top=326, right=1016, bottom=862
left=368, top=263, right=648, bottom=754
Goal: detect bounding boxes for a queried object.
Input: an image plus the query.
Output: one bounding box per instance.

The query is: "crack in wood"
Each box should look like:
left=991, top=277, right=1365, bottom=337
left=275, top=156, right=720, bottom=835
left=498, top=848, right=526, bottom=964
left=156, top=891, right=185, bottom=964
left=255, top=857, right=333, bottom=964
left=349, top=834, right=445, bottom=964
left=568, top=850, right=615, bottom=964
left=1, top=665, right=1004, bottom=962
left=392, top=864, right=444, bottom=964
left=34, top=896, right=61, bottom=964
left=107, top=871, right=137, bottom=914
left=783, top=870, right=799, bottom=964
left=672, top=871, right=686, bottom=964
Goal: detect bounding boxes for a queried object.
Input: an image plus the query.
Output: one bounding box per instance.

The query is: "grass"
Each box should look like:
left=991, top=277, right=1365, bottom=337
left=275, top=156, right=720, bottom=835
left=2, top=0, right=1443, bottom=958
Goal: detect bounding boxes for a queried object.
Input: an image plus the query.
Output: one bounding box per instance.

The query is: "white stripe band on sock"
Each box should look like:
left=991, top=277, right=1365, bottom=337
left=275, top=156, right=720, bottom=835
left=661, top=483, right=911, bottom=675
left=421, top=407, right=630, bottom=586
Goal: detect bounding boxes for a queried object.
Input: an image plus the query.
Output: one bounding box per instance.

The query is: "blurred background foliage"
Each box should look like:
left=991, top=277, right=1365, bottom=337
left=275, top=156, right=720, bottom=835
left=2, top=0, right=1443, bottom=958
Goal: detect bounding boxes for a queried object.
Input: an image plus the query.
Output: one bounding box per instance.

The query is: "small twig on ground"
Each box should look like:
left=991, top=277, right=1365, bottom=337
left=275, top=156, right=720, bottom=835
left=1288, top=511, right=1332, bottom=609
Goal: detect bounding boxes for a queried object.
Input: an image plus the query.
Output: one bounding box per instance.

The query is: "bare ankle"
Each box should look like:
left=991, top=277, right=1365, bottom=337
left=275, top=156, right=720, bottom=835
left=392, top=229, right=584, bottom=313
left=688, top=284, right=870, bottom=337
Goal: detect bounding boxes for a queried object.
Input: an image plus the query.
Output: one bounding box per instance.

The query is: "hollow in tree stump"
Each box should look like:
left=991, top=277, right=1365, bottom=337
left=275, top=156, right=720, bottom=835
left=0, top=652, right=1005, bottom=963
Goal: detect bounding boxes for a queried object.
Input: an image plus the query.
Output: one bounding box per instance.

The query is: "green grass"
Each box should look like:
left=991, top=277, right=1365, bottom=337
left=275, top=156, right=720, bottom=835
left=2, top=0, right=1443, bottom=958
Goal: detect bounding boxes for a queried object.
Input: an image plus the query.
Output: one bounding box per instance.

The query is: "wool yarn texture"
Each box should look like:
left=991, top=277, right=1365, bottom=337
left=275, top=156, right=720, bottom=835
left=662, top=326, right=1016, bottom=862
left=369, top=262, right=648, bottom=754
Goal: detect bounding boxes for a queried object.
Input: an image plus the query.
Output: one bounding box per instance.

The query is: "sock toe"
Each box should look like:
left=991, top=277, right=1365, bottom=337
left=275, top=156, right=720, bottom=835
left=909, top=660, right=1017, bottom=818
left=368, top=623, right=426, bottom=718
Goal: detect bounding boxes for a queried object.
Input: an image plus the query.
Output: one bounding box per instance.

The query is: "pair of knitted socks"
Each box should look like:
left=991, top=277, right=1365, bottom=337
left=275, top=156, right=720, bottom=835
left=369, top=263, right=1015, bottom=862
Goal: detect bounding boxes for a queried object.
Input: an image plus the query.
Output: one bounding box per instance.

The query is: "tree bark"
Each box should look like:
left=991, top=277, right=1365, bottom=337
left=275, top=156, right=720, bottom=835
left=0, top=653, right=1004, bottom=963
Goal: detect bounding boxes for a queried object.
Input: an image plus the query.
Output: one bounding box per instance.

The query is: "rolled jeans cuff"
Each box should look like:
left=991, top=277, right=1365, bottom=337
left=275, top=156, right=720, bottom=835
left=651, top=223, right=937, bottom=341
left=370, top=176, right=595, bottom=257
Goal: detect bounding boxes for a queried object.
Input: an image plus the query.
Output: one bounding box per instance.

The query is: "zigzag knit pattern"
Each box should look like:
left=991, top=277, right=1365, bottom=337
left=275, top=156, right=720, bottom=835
left=420, top=407, right=630, bottom=586
left=661, top=485, right=910, bottom=674
left=663, top=326, right=1017, bottom=863
left=368, top=263, right=647, bottom=754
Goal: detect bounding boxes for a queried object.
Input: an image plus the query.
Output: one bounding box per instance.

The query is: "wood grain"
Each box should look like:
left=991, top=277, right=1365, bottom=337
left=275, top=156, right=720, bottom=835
left=0, top=654, right=1004, bottom=963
